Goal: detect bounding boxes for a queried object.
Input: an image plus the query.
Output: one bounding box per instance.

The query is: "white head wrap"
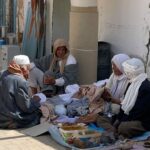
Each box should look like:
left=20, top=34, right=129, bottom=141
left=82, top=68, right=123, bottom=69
left=122, top=58, right=145, bottom=80
left=106, top=54, right=130, bottom=101
left=13, top=55, right=30, bottom=65
left=112, top=53, right=130, bottom=73
left=121, top=58, right=147, bottom=114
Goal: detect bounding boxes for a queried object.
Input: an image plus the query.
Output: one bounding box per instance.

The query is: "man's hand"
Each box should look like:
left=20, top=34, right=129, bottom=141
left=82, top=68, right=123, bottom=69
left=101, top=88, right=112, bottom=102
left=32, top=93, right=47, bottom=104
left=113, top=119, right=120, bottom=128
left=43, top=76, right=56, bottom=85
left=32, top=95, right=41, bottom=102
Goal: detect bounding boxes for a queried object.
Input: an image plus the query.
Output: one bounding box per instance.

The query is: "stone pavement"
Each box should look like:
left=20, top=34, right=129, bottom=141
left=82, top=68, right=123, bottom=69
left=0, top=129, right=66, bottom=150
left=0, top=129, right=149, bottom=150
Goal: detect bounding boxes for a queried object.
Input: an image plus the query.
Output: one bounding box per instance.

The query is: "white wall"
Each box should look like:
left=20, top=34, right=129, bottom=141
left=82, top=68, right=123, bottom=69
left=98, top=0, right=150, bottom=66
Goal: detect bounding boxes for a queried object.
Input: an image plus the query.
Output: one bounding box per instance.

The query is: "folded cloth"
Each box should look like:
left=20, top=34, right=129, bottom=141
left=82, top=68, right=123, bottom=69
left=65, top=84, right=80, bottom=94
left=54, top=115, right=79, bottom=123
left=54, top=104, right=67, bottom=116
left=93, top=79, right=108, bottom=87
left=58, top=93, right=73, bottom=104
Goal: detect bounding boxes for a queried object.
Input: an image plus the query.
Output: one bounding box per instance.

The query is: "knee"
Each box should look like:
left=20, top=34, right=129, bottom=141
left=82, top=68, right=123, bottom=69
left=96, top=115, right=106, bottom=126
left=118, top=122, right=130, bottom=138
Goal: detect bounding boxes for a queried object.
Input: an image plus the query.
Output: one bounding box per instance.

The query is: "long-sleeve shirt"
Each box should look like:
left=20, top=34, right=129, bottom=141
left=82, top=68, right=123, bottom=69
left=117, top=79, right=150, bottom=130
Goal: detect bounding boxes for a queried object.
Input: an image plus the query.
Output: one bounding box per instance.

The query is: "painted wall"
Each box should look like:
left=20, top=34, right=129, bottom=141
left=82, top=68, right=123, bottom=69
left=97, top=0, right=150, bottom=76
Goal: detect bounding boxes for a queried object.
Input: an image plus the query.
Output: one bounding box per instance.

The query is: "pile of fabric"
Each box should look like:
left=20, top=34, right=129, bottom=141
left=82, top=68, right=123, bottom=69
left=39, top=84, right=105, bottom=125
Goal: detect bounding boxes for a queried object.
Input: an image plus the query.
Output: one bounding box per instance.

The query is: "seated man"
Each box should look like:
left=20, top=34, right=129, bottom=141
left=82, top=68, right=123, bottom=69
left=29, top=38, right=78, bottom=96
left=97, top=58, right=150, bottom=138
left=103, top=53, right=130, bottom=116
left=0, top=55, right=41, bottom=129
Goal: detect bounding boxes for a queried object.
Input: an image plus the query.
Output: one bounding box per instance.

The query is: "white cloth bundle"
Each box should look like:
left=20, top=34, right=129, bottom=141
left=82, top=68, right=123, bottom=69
left=54, top=104, right=67, bottom=116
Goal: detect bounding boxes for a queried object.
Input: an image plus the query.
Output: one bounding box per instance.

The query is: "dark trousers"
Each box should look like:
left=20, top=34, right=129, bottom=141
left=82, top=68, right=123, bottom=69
left=96, top=115, right=146, bottom=138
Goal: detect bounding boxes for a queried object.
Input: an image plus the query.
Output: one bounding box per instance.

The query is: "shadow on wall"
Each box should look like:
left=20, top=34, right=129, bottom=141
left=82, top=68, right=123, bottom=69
left=97, top=41, right=111, bottom=80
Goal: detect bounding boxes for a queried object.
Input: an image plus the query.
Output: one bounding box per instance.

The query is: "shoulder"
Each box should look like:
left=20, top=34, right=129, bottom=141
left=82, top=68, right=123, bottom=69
left=139, top=79, right=150, bottom=92
left=2, top=73, right=27, bottom=88
left=34, top=54, right=53, bottom=63
left=106, top=73, right=114, bottom=87
left=141, top=79, right=150, bottom=86
left=10, top=74, right=26, bottom=83
left=66, top=54, right=77, bottom=65
left=14, top=75, right=28, bottom=89
left=0, top=70, right=8, bottom=78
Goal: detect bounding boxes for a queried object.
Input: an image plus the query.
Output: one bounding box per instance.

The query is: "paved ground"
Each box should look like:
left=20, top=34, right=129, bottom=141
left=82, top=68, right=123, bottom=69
left=0, top=129, right=149, bottom=150
left=0, top=129, right=67, bottom=150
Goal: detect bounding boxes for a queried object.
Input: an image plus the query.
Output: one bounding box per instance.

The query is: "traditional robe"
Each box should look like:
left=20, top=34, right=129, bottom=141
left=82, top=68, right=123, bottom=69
left=118, top=79, right=150, bottom=131
left=0, top=70, right=41, bottom=128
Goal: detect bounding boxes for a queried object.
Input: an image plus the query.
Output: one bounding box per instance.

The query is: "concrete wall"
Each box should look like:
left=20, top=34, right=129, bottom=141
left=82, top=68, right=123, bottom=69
left=46, top=0, right=53, bottom=54
left=97, top=0, right=150, bottom=76
left=69, top=1, right=98, bottom=84
left=52, top=0, right=70, bottom=42
left=71, top=0, right=97, bottom=7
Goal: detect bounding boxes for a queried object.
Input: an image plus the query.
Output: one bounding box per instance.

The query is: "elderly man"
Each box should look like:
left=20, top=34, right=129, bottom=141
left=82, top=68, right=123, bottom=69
left=103, top=53, right=130, bottom=116
left=0, top=55, right=41, bottom=129
left=29, top=38, right=78, bottom=96
left=97, top=58, right=150, bottom=138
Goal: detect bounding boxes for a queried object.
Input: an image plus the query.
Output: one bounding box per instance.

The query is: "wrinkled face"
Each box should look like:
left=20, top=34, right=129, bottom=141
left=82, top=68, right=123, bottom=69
left=55, top=46, right=67, bottom=58
left=123, top=67, right=137, bottom=80
left=124, top=69, right=133, bottom=79
left=20, top=64, right=30, bottom=79
left=112, top=62, right=122, bottom=76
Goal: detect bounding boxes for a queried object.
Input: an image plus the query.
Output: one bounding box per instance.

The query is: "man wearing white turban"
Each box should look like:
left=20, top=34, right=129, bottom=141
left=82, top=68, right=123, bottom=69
left=0, top=55, right=42, bottom=129
left=97, top=58, right=150, bottom=138
left=103, top=54, right=130, bottom=115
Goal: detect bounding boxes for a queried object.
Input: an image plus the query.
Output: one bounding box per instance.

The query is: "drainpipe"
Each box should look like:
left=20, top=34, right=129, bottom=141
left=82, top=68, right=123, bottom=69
left=69, top=0, right=98, bottom=84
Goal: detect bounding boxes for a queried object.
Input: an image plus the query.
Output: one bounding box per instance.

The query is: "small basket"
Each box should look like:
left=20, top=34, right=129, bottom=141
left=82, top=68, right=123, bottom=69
left=59, top=124, right=87, bottom=144
left=72, top=130, right=101, bottom=149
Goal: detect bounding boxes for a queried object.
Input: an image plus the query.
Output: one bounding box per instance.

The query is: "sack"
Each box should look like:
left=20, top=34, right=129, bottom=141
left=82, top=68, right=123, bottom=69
left=48, top=124, right=72, bottom=148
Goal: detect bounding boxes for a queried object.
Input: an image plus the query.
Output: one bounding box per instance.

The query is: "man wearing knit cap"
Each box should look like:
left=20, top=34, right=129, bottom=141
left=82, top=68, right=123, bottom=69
left=0, top=55, right=41, bottom=129
left=29, top=38, right=78, bottom=96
